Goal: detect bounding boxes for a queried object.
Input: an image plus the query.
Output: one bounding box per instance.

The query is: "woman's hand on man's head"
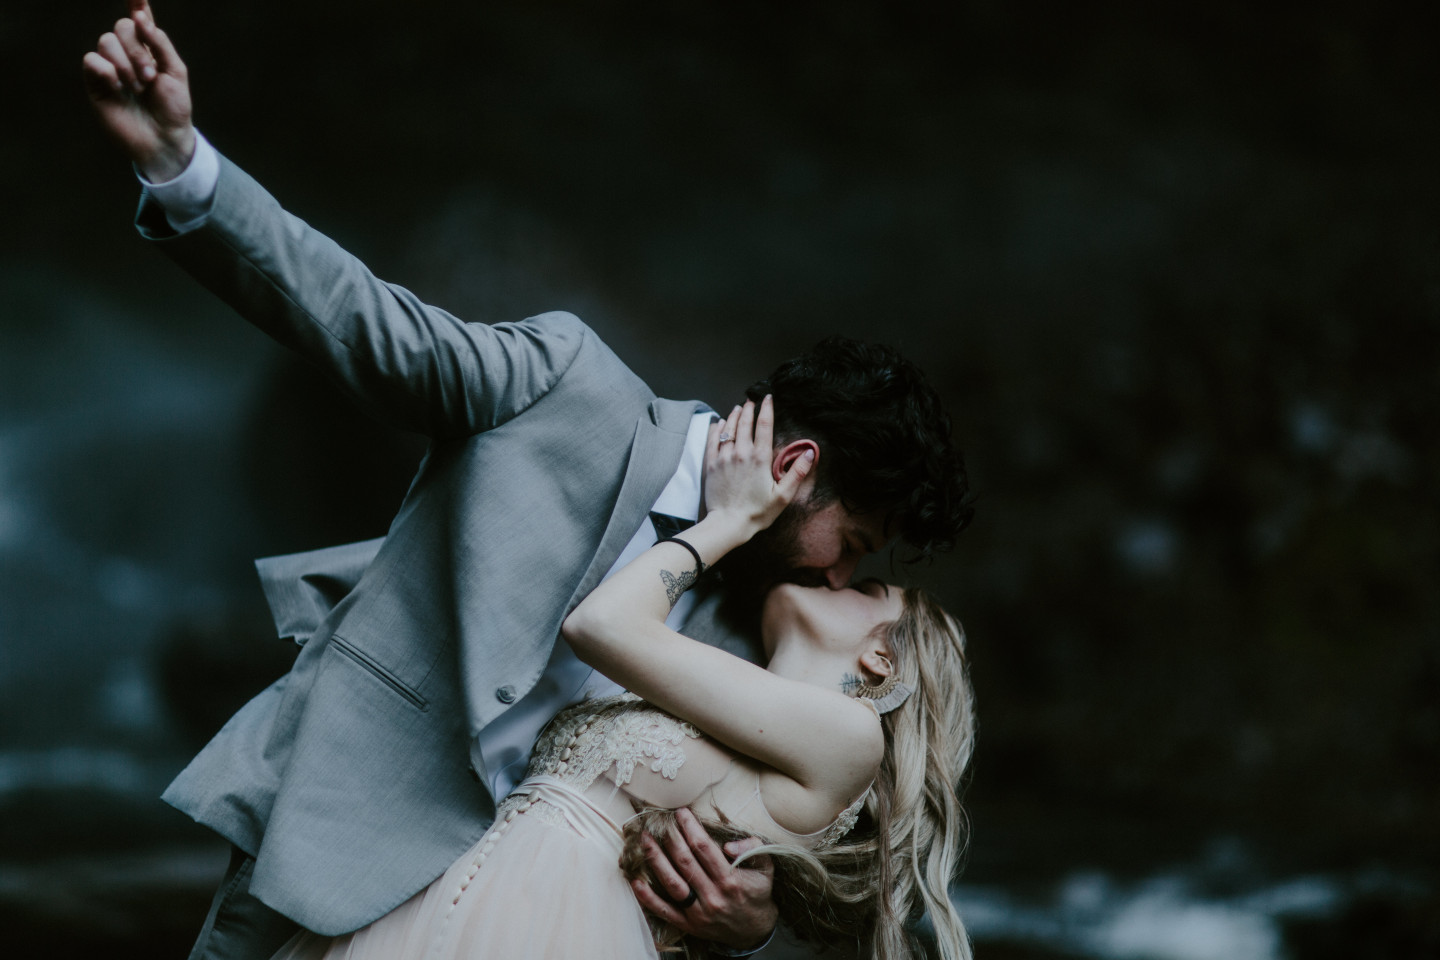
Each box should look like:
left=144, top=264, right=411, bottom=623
left=703, top=395, right=814, bottom=543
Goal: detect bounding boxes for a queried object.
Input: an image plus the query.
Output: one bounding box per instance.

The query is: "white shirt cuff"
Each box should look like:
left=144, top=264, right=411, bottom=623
left=709, top=928, right=776, bottom=957
left=137, top=129, right=220, bottom=234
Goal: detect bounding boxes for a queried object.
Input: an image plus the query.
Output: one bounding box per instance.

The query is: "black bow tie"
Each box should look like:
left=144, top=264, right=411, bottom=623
left=650, top=512, right=696, bottom=541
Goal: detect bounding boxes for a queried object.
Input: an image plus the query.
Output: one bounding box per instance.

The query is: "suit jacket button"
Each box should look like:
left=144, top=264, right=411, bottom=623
left=496, top=685, right=517, bottom=704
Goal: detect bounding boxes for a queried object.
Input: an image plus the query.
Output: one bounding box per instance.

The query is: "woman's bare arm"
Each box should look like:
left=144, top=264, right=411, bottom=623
left=562, top=398, right=883, bottom=799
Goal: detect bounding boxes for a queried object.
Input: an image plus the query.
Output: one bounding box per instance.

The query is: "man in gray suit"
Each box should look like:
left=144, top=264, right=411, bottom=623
left=84, top=4, right=972, bottom=958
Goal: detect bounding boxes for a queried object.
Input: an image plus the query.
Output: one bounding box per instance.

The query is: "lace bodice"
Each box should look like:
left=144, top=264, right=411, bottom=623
left=498, top=694, right=866, bottom=849
left=527, top=693, right=703, bottom=793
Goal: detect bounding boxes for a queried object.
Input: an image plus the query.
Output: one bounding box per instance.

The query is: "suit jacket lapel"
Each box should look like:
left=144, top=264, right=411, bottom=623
left=249, top=400, right=704, bottom=645
left=563, top=398, right=700, bottom=614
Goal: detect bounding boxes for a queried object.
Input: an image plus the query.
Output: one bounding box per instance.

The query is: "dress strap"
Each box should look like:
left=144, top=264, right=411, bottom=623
left=726, top=767, right=765, bottom=820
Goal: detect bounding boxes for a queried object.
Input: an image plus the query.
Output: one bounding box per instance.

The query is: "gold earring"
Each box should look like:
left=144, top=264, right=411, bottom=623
left=855, top=656, right=913, bottom=714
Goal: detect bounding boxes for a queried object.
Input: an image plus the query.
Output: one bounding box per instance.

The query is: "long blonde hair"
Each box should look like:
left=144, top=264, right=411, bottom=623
left=621, top=588, right=977, bottom=958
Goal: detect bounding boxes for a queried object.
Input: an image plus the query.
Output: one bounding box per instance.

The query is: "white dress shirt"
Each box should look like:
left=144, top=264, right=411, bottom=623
left=475, top=411, right=712, bottom=799
left=138, top=130, right=220, bottom=230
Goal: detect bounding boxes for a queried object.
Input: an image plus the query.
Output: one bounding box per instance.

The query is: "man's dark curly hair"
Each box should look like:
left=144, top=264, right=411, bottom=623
left=745, top=336, right=973, bottom=559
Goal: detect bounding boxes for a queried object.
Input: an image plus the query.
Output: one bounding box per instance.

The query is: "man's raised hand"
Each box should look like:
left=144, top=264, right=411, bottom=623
left=82, top=1, right=195, bottom=183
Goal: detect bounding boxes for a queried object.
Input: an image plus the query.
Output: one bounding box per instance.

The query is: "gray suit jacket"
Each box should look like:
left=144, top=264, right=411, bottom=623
left=142, top=156, right=758, bottom=935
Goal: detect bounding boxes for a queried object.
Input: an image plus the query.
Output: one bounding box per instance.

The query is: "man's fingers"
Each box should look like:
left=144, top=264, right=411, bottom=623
left=632, top=879, right=690, bottom=930
left=82, top=51, right=124, bottom=98
left=724, top=836, right=763, bottom=858
left=113, top=18, right=157, bottom=84
left=97, top=32, right=140, bottom=91
left=725, top=836, right=776, bottom=875
left=133, top=5, right=184, bottom=77
left=640, top=832, right=692, bottom=902
left=675, top=807, right=731, bottom=880
left=661, top=824, right=716, bottom=901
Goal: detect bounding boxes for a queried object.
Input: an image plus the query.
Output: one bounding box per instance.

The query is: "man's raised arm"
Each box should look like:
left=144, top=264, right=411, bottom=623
left=81, top=3, right=589, bottom=440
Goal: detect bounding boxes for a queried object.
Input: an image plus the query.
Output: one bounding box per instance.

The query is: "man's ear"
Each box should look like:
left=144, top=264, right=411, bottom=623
left=773, top=439, right=819, bottom=483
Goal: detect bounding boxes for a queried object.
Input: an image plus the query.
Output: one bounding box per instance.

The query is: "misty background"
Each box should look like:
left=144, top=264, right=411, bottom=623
left=2, top=2, right=1437, bottom=957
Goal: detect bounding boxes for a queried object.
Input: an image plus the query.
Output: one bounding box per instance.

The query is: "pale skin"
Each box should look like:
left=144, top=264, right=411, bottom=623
left=563, top=397, right=901, bottom=933
left=81, top=8, right=896, bottom=947
left=81, top=1, right=195, bottom=183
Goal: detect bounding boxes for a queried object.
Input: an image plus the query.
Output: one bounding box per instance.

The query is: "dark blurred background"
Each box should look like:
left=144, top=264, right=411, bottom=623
left=3, top=2, right=1437, bottom=957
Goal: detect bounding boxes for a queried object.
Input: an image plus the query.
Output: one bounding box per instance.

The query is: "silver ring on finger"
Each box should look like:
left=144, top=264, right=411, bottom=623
left=717, top=433, right=733, bottom=444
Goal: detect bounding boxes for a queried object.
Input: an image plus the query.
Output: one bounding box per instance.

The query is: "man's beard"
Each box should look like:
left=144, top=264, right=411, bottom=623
left=710, top=497, right=829, bottom=597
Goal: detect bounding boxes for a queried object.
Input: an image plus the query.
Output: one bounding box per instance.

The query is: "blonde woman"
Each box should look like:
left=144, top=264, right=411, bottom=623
left=270, top=397, right=975, bottom=959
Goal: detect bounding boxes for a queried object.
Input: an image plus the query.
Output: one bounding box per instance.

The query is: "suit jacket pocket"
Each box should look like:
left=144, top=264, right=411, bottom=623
left=328, top=635, right=429, bottom=711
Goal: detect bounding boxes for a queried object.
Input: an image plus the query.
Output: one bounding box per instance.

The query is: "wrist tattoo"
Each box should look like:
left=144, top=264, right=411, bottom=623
left=660, top=568, right=698, bottom=609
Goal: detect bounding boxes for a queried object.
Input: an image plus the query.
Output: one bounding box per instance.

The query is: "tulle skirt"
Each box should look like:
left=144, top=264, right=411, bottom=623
left=269, top=776, right=658, bottom=960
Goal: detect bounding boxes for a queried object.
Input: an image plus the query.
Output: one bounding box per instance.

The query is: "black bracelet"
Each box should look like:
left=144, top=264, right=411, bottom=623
left=655, top=537, right=706, bottom=577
